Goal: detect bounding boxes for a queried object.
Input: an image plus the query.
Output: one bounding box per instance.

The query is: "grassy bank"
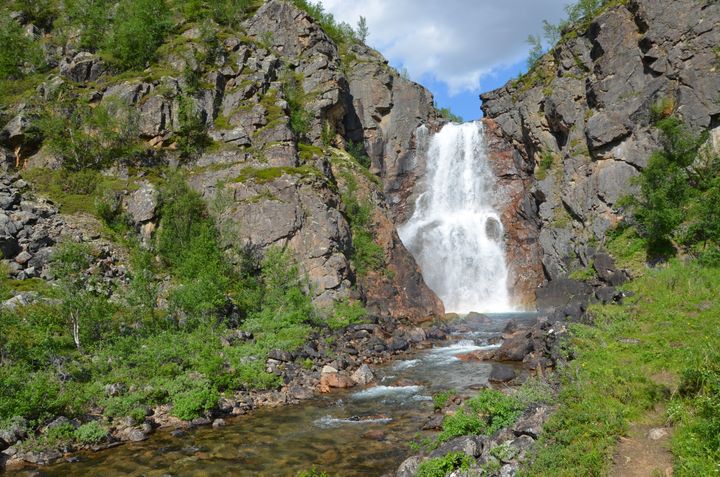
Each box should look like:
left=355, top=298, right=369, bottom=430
left=520, top=260, right=720, bottom=476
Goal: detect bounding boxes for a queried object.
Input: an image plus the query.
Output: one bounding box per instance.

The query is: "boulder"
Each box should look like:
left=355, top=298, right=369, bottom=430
left=318, top=372, right=355, bottom=392
left=489, top=365, right=517, bottom=383
left=59, top=52, right=106, bottom=83
left=351, top=364, right=374, bottom=385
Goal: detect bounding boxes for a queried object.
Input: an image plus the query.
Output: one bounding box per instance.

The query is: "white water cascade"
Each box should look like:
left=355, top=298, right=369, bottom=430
left=398, top=121, right=513, bottom=314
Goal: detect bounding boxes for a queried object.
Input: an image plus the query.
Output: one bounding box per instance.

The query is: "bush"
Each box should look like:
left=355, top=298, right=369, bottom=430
left=341, top=173, right=384, bottom=277
left=169, top=376, right=219, bottom=420
left=0, top=16, right=44, bottom=80
left=65, top=0, right=111, bottom=51
left=107, top=0, right=171, bottom=70
left=282, top=71, right=311, bottom=141
left=157, top=174, right=231, bottom=320
left=416, top=451, right=473, bottom=477
left=621, top=114, right=720, bottom=260
left=327, top=299, right=366, bottom=330
left=38, top=98, right=140, bottom=171
left=346, top=140, right=370, bottom=168
left=432, top=390, right=456, bottom=410
left=175, top=96, right=211, bottom=159
left=74, top=421, right=108, bottom=444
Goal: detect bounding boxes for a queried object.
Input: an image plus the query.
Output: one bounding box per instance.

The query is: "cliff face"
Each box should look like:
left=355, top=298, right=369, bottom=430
left=481, top=0, right=720, bottom=282
left=0, top=0, right=444, bottom=321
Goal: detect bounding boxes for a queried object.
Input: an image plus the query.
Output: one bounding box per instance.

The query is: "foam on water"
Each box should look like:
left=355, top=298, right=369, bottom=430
left=350, top=385, right=423, bottom=400
left=313, top=415, right=393, bottom=429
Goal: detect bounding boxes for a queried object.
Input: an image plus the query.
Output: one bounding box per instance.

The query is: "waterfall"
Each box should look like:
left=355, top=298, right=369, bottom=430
left=398, top=121, right=512, bottom=314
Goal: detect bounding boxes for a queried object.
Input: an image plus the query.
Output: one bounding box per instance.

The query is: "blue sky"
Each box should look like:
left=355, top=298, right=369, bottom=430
left=318, top=0, right=570, bottom=120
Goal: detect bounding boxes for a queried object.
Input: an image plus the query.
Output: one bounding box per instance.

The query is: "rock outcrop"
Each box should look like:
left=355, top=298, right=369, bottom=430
left=481, top=0, right=720, bottom=282
left=0, top=0, right=443, bottom=321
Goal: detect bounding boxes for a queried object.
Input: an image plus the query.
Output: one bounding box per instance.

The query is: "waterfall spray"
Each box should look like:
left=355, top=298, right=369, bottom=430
left=399, top=121, right=512, bottom=313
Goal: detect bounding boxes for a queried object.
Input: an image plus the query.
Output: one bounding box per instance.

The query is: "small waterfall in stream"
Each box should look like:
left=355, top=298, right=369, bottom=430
left=398, top=121, right=512, bottom=314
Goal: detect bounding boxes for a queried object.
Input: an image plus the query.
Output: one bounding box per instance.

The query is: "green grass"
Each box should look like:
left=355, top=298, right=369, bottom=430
left=520, top=260, right=720, bottom=476
left=416, top=451, right=473, bottom=477
left=605, top=225, right=648, bottom=277
left=21, top=168, right=136, bottom=215
left=233, top=165, right=324, bottom=184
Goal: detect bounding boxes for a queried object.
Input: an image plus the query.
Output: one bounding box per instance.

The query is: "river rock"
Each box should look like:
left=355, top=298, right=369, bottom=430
left=489, top=364, right=517, bottom=383
left=351, top=364, right=374, bottom=385
left=319, top=372, right=355, bottom=392
left=396, top=455, right=421, bottom=477
left=428, top=435, right=484, bottom=459
left=212, top=419, right=226, bottom=429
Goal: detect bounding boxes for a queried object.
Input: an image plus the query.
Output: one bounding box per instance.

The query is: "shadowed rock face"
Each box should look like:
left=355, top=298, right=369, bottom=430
left=481, top=0, right=720, bottom=283
left=342, top=44, right=445, bottom=224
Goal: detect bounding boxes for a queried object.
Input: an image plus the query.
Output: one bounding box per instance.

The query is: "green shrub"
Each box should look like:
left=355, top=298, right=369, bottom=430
left=346, top=140, right=370, bottom=168
left=65, top=0, right=111, bottom=51
left=297, top=467, right=328, bottom=477
left=291, top=0, right=357, bottom=46
left=282, top=71, right=311, bottom=141
left=175, top=96, right=211, bottom=159
left=169, top=376, right=219, bottom=420
left=38, top=99, right=140, bottom=171
left=341, top=174, right=384, bottom=277
left=432, top=390, right=456, bottom=410
left=327, top=299, right=366, bottom=330
left=466, top=389, right=523, bottom=435
left=438, top=107, right=463, bottom=123
left=621, top=114, right=720, bottom=260
left=74, top=421, right=108, bottom=444
left=0, top=15, right=44, bottom=80
left=10, top=0, right=59, bottom=31
left=416, top=451, right=473, bottom=477
left=106, top=0, right=171, bottom=70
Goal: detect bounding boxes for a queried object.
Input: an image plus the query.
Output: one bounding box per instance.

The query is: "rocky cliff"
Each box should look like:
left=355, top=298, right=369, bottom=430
left=481, top=0, right=720, bottom=284
left=0, top=0, right=444, bottom=321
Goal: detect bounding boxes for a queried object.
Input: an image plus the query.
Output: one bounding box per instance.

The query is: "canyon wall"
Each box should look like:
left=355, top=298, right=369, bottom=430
left=481, top=0, right=720, bottom=283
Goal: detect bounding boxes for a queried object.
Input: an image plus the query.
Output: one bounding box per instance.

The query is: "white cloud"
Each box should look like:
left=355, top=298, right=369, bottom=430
left=318, top=0, right=568, bottom=95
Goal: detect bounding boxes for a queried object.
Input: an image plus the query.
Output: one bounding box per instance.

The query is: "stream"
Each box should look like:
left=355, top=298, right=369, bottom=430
left=10, top=312, right=537, bottom=477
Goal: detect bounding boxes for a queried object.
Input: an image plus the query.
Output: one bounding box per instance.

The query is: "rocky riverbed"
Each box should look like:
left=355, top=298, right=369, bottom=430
left=3, top=312, right=557, bottom=476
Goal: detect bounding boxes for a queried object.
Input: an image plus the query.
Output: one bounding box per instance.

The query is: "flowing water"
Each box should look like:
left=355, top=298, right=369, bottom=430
left=399, top=122, right=512, bottom=314
left=17, top=313, right=536, bottom=477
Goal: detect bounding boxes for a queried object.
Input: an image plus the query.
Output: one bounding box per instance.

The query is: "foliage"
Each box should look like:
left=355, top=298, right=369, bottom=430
left=326, top=299, right=366, bottom=330
left=291, top=0, right=358, bottom=46
left=465, top=389, right=524, bottom=435
left=526, top=34, right=544, bottom=70
left=74, top=421, right=108, bottom=444
left=37, top=97, right=141, bottom=171
left=297, top=467, right=328, bottom=477
left=416, top=451, right=473, bottom=477
left=438, top=107, right=463, bottom=124
left=0, top=15, right=45, bottom=80
left=356, top=16, right=369, bottom=43
left=432, top=389, right=456, bottom=410
left=520, top=261, right=720, bottom=476
left=157, top=174, right=231, bottom=321
left=346, top=140, right=370, bottom=168
left=10, top=0, right=59, bottom=31
left=282, top=71, right=311, bottom=142
left=340, top=173, right=384, bottom=278
left=65, top=0, right=111, bottom=51
left=175, top=96, right=211, bottom=159
left=621, top=114, right=720, bottom=260
left=106, top=0, right=172, bottom=70
left=535, top=149, right=555, bottom=180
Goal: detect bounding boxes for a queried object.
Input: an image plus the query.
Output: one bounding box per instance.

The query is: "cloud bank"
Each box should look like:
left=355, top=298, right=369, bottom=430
left=318, top=0, right=568, bottom=95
